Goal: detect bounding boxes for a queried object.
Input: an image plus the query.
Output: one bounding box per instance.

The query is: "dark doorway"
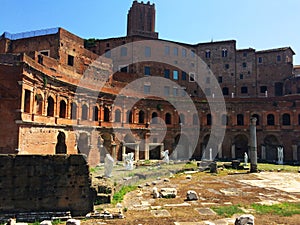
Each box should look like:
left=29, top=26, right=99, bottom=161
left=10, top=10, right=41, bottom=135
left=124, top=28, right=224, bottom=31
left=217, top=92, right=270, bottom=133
left=55, top=132, right=67, bottom=154
left=78, top=133, right=89, bottom=155
left=234, top=134, right=248, bottom=160
left=264, top=135, right=280, bottom=162
left=275, top=82, right=283, bottom=96
left=149, top=145, right=161, bottom=160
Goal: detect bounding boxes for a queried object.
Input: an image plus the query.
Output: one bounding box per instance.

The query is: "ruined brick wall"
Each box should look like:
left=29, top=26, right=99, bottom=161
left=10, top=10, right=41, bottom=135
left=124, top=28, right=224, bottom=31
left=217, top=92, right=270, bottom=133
left=0, top=154, right=96, bottom=216
left=8, top=34, right=60, bottom=59
left=0, top=63, right=22, bottom=154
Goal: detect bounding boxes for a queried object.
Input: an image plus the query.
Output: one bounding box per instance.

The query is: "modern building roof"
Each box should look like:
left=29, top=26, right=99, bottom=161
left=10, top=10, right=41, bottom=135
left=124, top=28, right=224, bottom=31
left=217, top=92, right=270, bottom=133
left=1, top=28, right=59, bottom=40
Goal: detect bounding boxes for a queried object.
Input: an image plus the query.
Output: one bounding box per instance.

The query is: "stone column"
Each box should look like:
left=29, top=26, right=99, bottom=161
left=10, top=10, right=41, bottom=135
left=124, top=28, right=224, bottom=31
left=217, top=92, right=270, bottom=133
left=261, top=145, right=266, bottom=160
left=218, top=143, right=222, bottom=158
left=135, top=144, right=140, bottom=161
left=144, top=133, right=150, bottom=160
left=292, top=145, right=298, bottom=161
left=111, top=143, right=117, bottom=161
left=250, top=117, right=258, bottom=173
left=122, top=145, right=126, bottom=161
left=231, top=144, right=235, bottom=159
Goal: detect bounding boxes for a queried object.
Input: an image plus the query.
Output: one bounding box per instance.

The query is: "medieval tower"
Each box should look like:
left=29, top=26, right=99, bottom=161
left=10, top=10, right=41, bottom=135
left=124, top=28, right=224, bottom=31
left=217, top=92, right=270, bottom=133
left=127, top=0, right=158, bottom=38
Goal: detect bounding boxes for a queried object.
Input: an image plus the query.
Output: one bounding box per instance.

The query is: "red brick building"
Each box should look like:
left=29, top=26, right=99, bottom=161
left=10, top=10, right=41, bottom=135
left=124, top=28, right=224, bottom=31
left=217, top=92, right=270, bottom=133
left=0, top=1, right=299, bottom=165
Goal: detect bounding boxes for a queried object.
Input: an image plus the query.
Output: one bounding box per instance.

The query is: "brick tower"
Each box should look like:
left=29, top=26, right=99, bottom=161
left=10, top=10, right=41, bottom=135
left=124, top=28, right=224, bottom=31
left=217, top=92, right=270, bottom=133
left=127, top=0, right=158, bottom=38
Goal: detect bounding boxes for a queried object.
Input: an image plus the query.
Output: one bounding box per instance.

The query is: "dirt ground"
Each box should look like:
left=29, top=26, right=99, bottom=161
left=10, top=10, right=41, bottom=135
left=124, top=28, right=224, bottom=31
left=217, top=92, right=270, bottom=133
left=82, top=170, right=300, bottom=225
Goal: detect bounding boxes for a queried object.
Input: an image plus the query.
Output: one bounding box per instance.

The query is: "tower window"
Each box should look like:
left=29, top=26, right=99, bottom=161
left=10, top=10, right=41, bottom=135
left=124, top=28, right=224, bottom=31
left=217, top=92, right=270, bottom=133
left=144, top=66, right=151, bottom=75
left=241, top=86, right=248, bottom=94
left=67, top=55, right=74, bottom=66
left=222, top=49, right=228, bottom=57
left=145, top=47, right=151, bottom=57
left=205, top=50, right=211, bottom=58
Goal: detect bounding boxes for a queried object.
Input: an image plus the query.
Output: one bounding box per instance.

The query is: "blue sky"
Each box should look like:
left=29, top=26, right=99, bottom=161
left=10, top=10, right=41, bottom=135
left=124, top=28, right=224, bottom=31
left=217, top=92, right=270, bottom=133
left=1, top=0, right=300, bottom=64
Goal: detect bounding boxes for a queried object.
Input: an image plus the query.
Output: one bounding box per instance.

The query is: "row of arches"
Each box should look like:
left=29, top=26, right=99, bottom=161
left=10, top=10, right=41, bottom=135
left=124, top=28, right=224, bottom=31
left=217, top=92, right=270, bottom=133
left=25, top=90, right=299, bottom=127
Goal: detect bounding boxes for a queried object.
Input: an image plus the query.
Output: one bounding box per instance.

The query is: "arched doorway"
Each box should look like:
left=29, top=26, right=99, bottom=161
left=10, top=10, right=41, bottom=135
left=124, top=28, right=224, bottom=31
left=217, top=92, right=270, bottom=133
left=55, top=132, right=67, bottom=154
left=234, top=134, right=248, bottom=160
left=174, top=134, right=190, bottom=160
left=78, top=133, right=89, bottom=156
left=264, top=135, right=280, bottom=162
left=202, top=134, right=219, bottom=160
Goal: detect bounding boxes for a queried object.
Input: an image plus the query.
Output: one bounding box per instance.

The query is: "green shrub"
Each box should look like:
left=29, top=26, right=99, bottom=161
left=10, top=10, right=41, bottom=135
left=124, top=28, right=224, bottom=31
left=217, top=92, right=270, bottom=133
left=112, top=185, right=137, bottom=205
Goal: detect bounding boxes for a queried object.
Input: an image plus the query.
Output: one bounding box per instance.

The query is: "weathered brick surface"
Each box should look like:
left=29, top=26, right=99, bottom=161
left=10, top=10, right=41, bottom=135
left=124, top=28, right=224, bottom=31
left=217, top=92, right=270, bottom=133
left=0, top=154, right=96, bottom=216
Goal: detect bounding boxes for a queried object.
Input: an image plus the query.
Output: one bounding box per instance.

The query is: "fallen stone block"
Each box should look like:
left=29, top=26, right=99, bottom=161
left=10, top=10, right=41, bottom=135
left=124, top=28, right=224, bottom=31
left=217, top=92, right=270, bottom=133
left=160, top=188, right=177, bottom=198
left=40, top=221, right=52, bottom=225
left=186, top=190, right=199, bottom=201
left=66, top=219, right=80, bottom=225
left=234, top=214, right=254, bottom=225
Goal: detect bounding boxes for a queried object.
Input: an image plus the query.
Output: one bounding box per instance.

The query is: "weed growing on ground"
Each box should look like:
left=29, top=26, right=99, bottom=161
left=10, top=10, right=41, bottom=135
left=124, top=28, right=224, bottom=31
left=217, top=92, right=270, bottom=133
left=252, top=202, right=300, bottom=216
left=212, top=204, right=244, bottom=217
left=111, top=185, right=137, bottom=205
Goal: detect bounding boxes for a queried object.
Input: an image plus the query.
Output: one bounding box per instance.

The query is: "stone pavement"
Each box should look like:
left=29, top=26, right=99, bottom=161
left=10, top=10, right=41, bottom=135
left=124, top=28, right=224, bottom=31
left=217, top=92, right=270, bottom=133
left=120, top=171, right=300, bottom=225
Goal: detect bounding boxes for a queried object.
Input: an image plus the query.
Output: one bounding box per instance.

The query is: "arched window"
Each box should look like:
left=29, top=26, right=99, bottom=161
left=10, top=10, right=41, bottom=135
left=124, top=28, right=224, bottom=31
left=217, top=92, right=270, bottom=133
left=252, top=114, right=260, bottom=125
left=179, top=113, right=185, bottom=124
left=139, top=110, right=145, bottom=124
left=59, top=100, right=67, bottom=118
left=93, top=106, right=99, bottom=121
left=47, top=96, right=55, bottom=117
left=121, top=47, right=127, bottom=56
left=222, top=114, right=228, bottom=126
left=222, top=49, right=228, bottom=57
left=282, top=113, right=291, bottom=125
left=237, top=114, right=244, bottom=126
left=35, top=94, right=43, bottom=115
left=165, top=113, right=172, bottom=125
left=81, top=104, right=88, bottom=120
left=222, top=87, right=229, bottom=96
left=104, top=107, right=110, bottom=122
left=298, top=114, right=300, bottom=126
left=71, top=102, right=77, bottom=120
left=115, top=109, right=121, bottom=123
left=24, top=90, right=31, bottom=113
left=152, top=112, right=158, bottom=124
left=205, top=50, right=211, bottom=58
left=207, top=114, right=212, bottom=125
left=193, top=113, right=199, bottom=125
left=127, top=110, right=133, bottom=123
left=267, top=114, right=275, bottom=125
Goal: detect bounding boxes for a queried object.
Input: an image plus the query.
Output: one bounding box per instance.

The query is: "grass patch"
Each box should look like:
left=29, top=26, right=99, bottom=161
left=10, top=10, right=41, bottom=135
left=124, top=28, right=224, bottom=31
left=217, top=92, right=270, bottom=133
left=212, top=205, right=244, bottom=217
left=252, top=202, right=300, bottom=216
left=89, top=166, right=101, bottom=173
left=111, top=185, right=137, bottom=205
left=257, top=163, right=299, bottom=172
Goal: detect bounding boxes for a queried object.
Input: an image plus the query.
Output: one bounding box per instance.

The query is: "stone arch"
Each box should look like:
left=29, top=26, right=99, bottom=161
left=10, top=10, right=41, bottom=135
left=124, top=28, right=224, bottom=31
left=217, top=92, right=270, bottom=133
left=202, top=133, right=219, bottom=160
left=55, top=131, right=67, bottom=154
left=233, top=134, right=248, bottom=159
left=93, top=105, right=99, bottom=121
left=35, top=91, right=44, bottom=115
left=47, top=95, right=55, bottom=117
left=138, top=110, right=145, bottom=124
left=71, top=102, right=78, bottom=120
left=165, top=112, right=172, bottom=125
left=81, top=104, right=88, bottom=120
left=264, top=135, right=280, bottom=162
left=77, top=132, right=89, bottom=156
left=104, top=107, right=110, bottom=122
left=59, top=99, right=67, bottom=118
left=151, top=112, right=158, bottom=124
left=251, top=113, right=260, bottom=126
left=174, top=133, right=190, bottom=160
left=115, top=109, right=121, bottom=123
